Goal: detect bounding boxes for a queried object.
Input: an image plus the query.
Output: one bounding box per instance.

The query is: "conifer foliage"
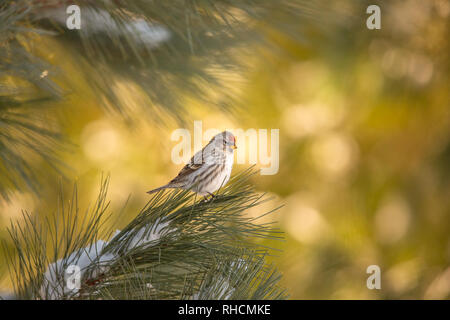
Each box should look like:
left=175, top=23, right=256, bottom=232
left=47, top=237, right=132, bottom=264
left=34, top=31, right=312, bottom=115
left=6, top=170, right=286, bottom=299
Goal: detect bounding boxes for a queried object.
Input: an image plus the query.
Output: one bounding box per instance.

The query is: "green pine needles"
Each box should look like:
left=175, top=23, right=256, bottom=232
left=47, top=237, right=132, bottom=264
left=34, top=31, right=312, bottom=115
left=4, top=169, right=287, bottom=300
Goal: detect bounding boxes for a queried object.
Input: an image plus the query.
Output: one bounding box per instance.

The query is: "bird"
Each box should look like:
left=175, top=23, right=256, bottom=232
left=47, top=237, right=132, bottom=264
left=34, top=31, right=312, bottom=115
left=147, top=131, right=237, bottom=197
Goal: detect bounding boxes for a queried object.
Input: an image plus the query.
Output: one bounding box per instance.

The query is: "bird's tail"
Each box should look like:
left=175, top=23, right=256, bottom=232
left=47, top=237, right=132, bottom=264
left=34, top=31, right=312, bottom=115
left=146, top=186, right=167, bottom=194
left=146, top=184, right=175, bottom=194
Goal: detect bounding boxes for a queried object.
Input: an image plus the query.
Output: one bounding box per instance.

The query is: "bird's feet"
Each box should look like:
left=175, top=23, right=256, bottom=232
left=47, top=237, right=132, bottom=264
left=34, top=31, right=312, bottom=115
left=207, top=192, right=216, bottom=199
left=201, top=192, right=216, bottom=203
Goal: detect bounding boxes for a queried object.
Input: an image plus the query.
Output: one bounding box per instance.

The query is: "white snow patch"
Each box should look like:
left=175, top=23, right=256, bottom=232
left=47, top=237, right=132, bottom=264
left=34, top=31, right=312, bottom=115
left=38, top=7, right=171, bottom=48
left=40, top=219, right=174, bottom=299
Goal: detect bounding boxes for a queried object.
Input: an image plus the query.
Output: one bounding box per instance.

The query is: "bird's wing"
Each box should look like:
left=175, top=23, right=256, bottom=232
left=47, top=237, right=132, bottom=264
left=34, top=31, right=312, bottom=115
left=169, top=150, right=205, bottom=184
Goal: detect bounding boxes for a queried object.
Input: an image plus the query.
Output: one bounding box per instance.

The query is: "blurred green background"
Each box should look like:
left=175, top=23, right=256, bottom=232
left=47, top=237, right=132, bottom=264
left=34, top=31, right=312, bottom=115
left=1, top=0, right=449, bottom=299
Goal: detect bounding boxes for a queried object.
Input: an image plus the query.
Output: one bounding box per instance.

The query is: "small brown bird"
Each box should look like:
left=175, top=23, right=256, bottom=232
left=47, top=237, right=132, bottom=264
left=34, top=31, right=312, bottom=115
left=147, top=131, right=237, bottom=196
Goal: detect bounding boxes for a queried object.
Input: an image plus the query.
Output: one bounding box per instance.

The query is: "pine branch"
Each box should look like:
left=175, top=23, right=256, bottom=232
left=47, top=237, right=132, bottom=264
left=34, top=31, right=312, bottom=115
left=4, top=169, right=287, bottom=300
left=0, top=2, right=66, bottom=201
left=31, top=0, right=331, bottom=120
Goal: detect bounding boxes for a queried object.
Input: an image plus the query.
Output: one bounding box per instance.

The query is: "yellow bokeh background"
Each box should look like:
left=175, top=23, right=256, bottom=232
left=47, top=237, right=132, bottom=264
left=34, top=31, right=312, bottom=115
left=1, top=0, right=449, bottom=299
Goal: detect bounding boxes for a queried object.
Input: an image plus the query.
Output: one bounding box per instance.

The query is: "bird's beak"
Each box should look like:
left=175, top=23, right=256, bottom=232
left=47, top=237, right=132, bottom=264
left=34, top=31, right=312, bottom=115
left=231, top=144, right=237, bottom=150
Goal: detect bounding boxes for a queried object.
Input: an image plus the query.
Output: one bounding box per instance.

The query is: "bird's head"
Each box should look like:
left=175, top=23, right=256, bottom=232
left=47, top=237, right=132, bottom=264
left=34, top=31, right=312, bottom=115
left=212, top=131, right=237, bottom=153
